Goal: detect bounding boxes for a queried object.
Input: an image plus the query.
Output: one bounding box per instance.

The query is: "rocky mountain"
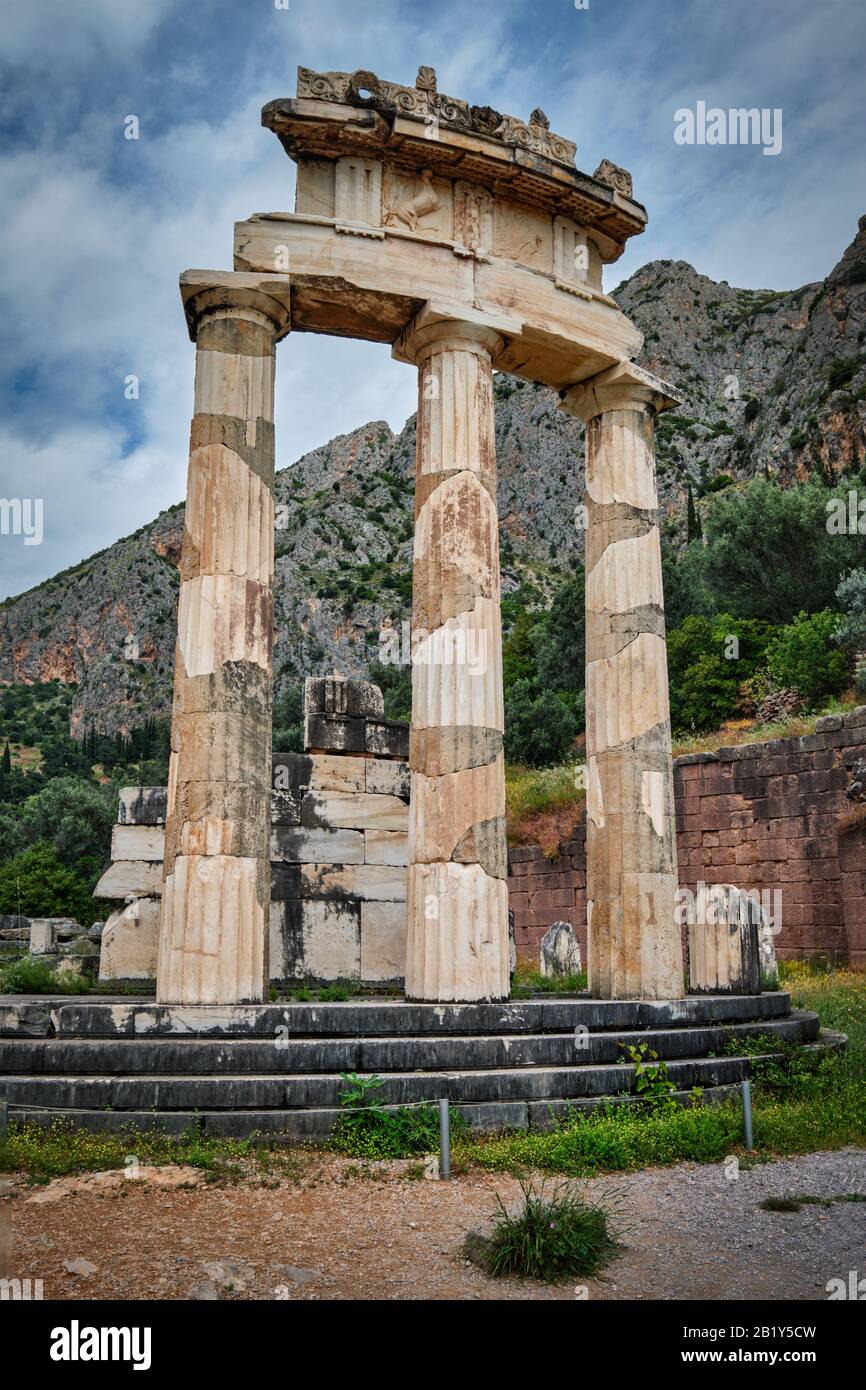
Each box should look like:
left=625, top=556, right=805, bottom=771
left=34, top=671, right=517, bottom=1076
left=2, top=217, right=865, bottom=735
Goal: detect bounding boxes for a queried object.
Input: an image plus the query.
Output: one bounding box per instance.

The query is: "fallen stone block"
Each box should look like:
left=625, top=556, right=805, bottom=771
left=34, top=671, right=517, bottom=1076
left=99, top=898, right=161, bottom=982
left=30, top=920, right=58, bottom=954
left=688, top=883, right=762, bottom=995
left=540, top=921, right=582, bottom=978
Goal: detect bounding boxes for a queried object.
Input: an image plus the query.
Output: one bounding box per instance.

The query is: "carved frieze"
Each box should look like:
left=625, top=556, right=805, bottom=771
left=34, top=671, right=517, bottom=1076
left=494, top=200, right=553, bottom=272
left=382, top=167, right=452, bottom=238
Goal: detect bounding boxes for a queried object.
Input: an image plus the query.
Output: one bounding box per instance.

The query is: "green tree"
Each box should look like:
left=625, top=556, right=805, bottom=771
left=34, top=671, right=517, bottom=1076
left=701, top=478, right=866, bottom=623
left=272, top=681, right=304, bottom=753
left=502, top=608, right=538, bottom=690
left=504, top=680, right=577, bottom=767
left=0, top=843, right=98, bottom=925
left=667, top=614, right=775, bottom=732
left=686, top=484, right=702, bottom=541
left=533, top=571, right=585, bottom=697
left=10, top=777, right=115, bottom=878
left=373, top=660, right=413, bottom=722
left=835, top=568, right=866, bottom=647
left=661, top=541, right=715, bottom=630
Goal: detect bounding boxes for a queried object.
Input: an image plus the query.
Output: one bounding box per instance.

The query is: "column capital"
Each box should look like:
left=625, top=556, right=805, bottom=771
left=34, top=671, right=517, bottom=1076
left=561, top=359, right=680, bottom=422
left=392, top=300, right=521, bottom=367
left=180, top=270, right=292, bottom=343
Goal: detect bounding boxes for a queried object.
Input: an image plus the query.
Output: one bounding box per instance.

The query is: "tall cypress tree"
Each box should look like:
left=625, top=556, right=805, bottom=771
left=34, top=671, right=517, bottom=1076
left=686, top=483, right=702, bottom=542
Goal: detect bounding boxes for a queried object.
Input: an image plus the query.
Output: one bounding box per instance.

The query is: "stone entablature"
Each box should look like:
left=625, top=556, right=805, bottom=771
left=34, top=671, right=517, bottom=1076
left=262, top=65, right=644, bottom=258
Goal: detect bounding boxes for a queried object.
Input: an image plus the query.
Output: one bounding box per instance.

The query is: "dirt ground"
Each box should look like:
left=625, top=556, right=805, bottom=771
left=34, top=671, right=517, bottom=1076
left=3, top=1146, right=865, bottom=1301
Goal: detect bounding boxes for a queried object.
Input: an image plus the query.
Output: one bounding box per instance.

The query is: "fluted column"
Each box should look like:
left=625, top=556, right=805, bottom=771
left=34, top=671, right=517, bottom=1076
left=563, top=361, right=684, bottom=1000
left=157, top=271, right=290, bottom=1004
left=393, top=307, right=512, bottom=1001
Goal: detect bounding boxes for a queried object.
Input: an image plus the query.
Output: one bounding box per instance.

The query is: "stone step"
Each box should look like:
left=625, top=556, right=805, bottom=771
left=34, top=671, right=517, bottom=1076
left=0, top=1013, right=818, bottom=1077
left=0, top=1037, right=843, bottom=1122
left=3, top=1086, right=744, bottom=1138
left=20, top=991, right=794, bottom=1040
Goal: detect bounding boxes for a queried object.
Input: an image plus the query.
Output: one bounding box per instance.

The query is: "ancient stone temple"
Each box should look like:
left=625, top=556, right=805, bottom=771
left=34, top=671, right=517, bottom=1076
left=0, top=69, right=846, bottom=1142
left=157, top=64, right=683, bottom=1006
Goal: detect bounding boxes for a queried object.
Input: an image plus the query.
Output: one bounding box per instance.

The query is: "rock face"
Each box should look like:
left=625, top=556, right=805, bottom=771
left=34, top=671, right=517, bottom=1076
left=5, top=218, right=866, bottom=736
left=539, top=920, right=582, bottom=978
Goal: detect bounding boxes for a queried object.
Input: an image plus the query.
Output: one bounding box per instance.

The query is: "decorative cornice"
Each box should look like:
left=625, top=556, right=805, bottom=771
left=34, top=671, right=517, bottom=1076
left=295, top=65, right=577, bottom=168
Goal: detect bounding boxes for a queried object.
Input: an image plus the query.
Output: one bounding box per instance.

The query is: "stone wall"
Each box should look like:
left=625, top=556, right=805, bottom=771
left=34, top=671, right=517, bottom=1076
left=507, top=707, right=866, bottom=970
left=270, top=678, right=409, bottom=987
left=96, top=679, right=410, bottom=988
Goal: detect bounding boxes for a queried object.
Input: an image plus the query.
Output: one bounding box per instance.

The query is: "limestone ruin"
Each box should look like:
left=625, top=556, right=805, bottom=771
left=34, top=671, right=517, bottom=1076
left=156, top=64, right=683, bottom=1006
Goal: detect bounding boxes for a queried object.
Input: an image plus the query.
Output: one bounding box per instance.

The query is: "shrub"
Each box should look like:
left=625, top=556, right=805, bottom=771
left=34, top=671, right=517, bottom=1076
left=835, top=568, right=866, bottom=648
left=329, top=1073, right=459, bottom=1160
left=667, top=614, right=775, bottom=732
left=765, top=610, right=848, bottom=707
left=469, top=1178, right=616, bottom=1281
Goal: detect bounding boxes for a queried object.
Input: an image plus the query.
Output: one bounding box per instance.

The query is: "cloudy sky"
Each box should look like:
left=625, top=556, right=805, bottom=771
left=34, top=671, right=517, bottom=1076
left=1, top=0, right=865, bottom=600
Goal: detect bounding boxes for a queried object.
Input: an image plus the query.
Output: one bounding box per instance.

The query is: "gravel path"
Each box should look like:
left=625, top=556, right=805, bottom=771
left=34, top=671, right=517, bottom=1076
left=3, top=1147, right=864, bottom=1301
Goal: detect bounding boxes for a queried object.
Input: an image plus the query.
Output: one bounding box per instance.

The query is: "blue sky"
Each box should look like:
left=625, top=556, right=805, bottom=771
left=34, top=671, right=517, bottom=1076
left=1, top=0, right=865, bottom=599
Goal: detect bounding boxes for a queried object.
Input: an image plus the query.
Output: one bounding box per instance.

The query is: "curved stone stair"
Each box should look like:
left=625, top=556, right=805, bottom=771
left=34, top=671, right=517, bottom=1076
left=0, top=992, right=844, bottom=1139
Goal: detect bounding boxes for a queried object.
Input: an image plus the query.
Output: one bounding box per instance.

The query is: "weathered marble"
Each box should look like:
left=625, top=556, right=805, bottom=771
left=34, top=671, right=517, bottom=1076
left=562, top=362, right=684, bottom=1001
left=394, top=307, right=512, bottom=1001
left=156, top=274, right=290, bottom=1005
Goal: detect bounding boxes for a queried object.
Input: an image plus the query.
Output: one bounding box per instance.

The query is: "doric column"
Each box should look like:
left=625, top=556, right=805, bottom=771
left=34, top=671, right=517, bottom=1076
left=562, top=361, right=684, bottom=1000
left=393, top=306, right=516, bottom=1001
left=157, top=271, right=290, bottom=1005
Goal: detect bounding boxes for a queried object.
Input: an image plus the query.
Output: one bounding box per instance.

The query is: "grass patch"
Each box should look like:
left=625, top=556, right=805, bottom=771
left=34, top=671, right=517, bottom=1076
left=0, top=1119, right=257, bottom=1183
left=467, top=1177, right=616, bottom=1282
left=456, top=964, right=866, bottom=1178
left=505, top=763, right=584, bottom=852
left=0, top=957, right=91, bottom=995
left=760, top=1192, right=866, bottom=1212
left=511, top=960, right=587, bottom=996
